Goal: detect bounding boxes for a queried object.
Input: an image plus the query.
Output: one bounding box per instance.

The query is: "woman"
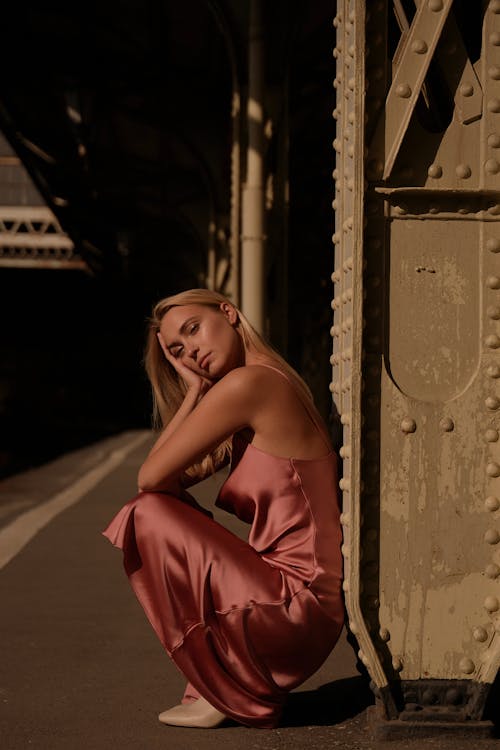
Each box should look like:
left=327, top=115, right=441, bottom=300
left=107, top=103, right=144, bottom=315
left=103, top=288, right=344, bottom=729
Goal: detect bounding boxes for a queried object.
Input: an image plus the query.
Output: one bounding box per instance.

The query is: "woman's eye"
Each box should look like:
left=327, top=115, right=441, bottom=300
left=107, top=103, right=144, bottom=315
left=173, top=347, right=183, bottom=358
left=189, top=323, right=199, bottom=334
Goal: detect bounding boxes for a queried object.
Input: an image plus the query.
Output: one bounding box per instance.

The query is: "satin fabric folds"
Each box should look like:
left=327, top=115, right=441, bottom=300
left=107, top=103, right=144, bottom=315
left=103, top=426, right=344, bottom=729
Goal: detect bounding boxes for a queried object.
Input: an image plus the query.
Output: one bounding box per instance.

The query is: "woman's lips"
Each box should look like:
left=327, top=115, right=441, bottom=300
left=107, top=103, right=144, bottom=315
left=199, top=353, right=211, bottom=370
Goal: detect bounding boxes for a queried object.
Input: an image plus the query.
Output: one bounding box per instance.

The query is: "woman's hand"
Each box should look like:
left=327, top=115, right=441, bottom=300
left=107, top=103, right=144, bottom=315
left=157, top=332, right=212, bottom=399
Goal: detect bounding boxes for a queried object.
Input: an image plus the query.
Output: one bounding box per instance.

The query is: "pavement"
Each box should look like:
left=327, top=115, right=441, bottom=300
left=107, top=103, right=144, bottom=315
left=0, top=431, right=499, bottom=750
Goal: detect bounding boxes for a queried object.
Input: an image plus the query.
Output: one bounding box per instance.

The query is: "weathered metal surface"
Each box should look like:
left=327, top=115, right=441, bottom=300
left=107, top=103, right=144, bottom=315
left=333, top=0, right=499, bottom=731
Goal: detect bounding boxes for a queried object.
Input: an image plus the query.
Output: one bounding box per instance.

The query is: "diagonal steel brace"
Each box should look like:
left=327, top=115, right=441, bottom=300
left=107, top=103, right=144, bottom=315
left=370, top=0, right=454, bottom=179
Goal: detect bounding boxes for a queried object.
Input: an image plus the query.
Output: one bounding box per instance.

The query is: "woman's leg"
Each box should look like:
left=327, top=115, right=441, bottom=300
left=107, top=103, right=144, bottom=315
left=108, top=491, right=290, bottom=727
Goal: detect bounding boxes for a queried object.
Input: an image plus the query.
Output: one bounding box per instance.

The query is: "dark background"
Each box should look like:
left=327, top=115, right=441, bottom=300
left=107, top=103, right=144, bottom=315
left=0, top=0, right=335, bottom=478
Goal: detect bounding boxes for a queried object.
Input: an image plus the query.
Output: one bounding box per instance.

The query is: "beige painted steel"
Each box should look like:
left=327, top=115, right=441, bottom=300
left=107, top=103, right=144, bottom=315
left=332, top=0, right=391, bottom=697
left=333, top=0, right=500, bottom=702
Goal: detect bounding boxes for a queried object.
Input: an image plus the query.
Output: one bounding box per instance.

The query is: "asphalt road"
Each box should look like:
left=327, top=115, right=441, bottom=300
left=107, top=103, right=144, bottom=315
left=0, top=432, right=499, bottom=750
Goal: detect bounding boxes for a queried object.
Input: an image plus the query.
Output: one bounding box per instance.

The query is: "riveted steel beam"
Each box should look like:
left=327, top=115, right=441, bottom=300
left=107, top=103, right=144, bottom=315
left=370, top=0, right=454, bottom=180
left=333, top=0, right=499, bottom=737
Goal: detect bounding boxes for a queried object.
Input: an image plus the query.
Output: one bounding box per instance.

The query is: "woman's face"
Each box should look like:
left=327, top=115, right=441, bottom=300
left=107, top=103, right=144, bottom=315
left=159, top=303, right=244, bottom=380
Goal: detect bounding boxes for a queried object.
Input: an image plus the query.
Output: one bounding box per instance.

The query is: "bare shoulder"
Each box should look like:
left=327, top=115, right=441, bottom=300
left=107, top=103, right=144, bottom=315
left=214, top=364, right=278, bottom=392
left=209, top=364, right=285, bottom=405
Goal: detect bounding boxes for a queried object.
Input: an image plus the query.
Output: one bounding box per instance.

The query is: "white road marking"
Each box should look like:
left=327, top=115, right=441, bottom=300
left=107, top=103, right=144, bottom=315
left=0, top=432, right=150, bottom=570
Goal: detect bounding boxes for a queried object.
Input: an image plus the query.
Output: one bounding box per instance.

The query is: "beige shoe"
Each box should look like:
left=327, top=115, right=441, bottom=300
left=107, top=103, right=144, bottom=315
left=158, top=697, right=226, bottom=728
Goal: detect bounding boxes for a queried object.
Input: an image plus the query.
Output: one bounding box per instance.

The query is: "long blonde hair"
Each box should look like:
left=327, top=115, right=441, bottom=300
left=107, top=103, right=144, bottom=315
left=144, top=288, right=316, bottom=481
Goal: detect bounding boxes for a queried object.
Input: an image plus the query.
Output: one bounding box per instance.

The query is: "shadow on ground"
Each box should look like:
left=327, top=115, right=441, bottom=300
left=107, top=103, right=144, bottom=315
left=281, top=676, right=374, bottom=727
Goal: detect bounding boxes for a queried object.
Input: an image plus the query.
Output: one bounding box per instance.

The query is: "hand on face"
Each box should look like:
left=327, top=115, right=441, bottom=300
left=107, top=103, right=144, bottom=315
left=157, top=332, right=212, bottom=396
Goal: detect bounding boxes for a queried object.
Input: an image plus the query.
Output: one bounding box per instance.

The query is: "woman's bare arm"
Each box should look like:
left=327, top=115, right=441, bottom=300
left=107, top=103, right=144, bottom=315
left=138, top=367, right=262, bottom=492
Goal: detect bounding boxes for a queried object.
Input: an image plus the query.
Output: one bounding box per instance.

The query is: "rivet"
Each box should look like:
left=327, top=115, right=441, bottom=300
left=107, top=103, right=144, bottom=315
left=428, top=164, right=443, bottom=178
left=428, top=0, right=443, bottom=10
left=342, top=580, right=350, bottom=592
left=349, top=620, right=359, bottom=634
left=460, top=83, right=474, bottom=97
left=392, top=657, right=403, bottom=672
left=340, top=413, right=350, bottom=425
left=485, top=596, right=500, bottom=612
left=486, top=334, right=500, bottom=348
left=459, top=657, right=475, bottom=674
left=486, top=275, right=500, bottom=289
left=401, top=418, right=417, bottom=433
left=341, top=544, right=350, bottom=557
left=485, top=495, right=500, bottom=511
left=490, top=31, right=500, bottom=46
left=492, top=0, right=500, bottom=13
left=485, top=158, right=500, bottom=174
left=379, top=628, right=390, bottom=642
left=473, top=627, right=488, bottom=642
left=358, top=649, right=369, bottom=666
left=339, top=511, right=350, bottom=525
left=485, top=397, right=500, bottom=411
left=348, top=78, right=355, bottom=91
left=396, top=83, right=412, bottom=98
left=488, top=98, right=500, bottom=113
left=485, top=529, right=500, bottom=544
left=339, top=477, right=351, bottom=491
left=487, top=462, right=500, bottom=477
left=488, top=204, right=500, bottom=216
left=488, top=134, right=500, bottom=149
left=348, top=44, right=355, bottom=58
left=456, top=164, right=472, bottom=179
left=487, top=306, right=500, bottom=320
left=487, top=364, right=500, bottom=378
left=489, top=66, right=500, bottom=80
left=487, top=238, right=500, bottom=253
left=411, top=38, right=428, bottom=54
left=422, top=689, right=437, bottom=705
left=486, top=563, right=500, bottom=578
left=347, top=145, right=354, bottom=158
left=332, top=168, right=339, bottom=180
left=485, top=429, right=499, bottom=442
left=440, top=417, right=454, bottom=432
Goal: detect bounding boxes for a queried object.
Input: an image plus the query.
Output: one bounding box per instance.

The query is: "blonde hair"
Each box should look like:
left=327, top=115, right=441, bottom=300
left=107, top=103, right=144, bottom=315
left=144, top=288, right=316, bottom=482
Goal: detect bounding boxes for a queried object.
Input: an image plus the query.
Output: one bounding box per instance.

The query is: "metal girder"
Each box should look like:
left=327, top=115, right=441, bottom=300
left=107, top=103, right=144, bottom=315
left=0, top=205, right=88, bottom=271
left=370, top=0, right=454, bottom=180
left=333, top=0, right=499, bottom=737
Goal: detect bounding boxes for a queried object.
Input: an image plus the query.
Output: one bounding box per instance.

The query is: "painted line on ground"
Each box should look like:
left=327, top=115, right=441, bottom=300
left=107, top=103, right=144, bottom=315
left=0, top=431, right=150, bottom=571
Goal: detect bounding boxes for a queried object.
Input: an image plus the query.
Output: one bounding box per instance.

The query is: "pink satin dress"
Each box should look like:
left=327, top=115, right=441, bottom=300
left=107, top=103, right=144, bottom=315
left=102, top=366, right=344, bottom=728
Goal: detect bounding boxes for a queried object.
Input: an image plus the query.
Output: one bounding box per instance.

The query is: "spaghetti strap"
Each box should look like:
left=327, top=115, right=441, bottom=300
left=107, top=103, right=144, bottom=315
left=250, top=361, right=332, bottom=450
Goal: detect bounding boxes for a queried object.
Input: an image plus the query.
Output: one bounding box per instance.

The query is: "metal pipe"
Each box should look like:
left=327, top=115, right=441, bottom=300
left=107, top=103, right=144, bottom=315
left=241, top=0, right=265, bottom=333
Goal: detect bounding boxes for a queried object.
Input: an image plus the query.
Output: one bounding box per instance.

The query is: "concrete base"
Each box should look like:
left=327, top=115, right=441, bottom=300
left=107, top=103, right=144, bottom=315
left=366, top=706, right=495, bottom=741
